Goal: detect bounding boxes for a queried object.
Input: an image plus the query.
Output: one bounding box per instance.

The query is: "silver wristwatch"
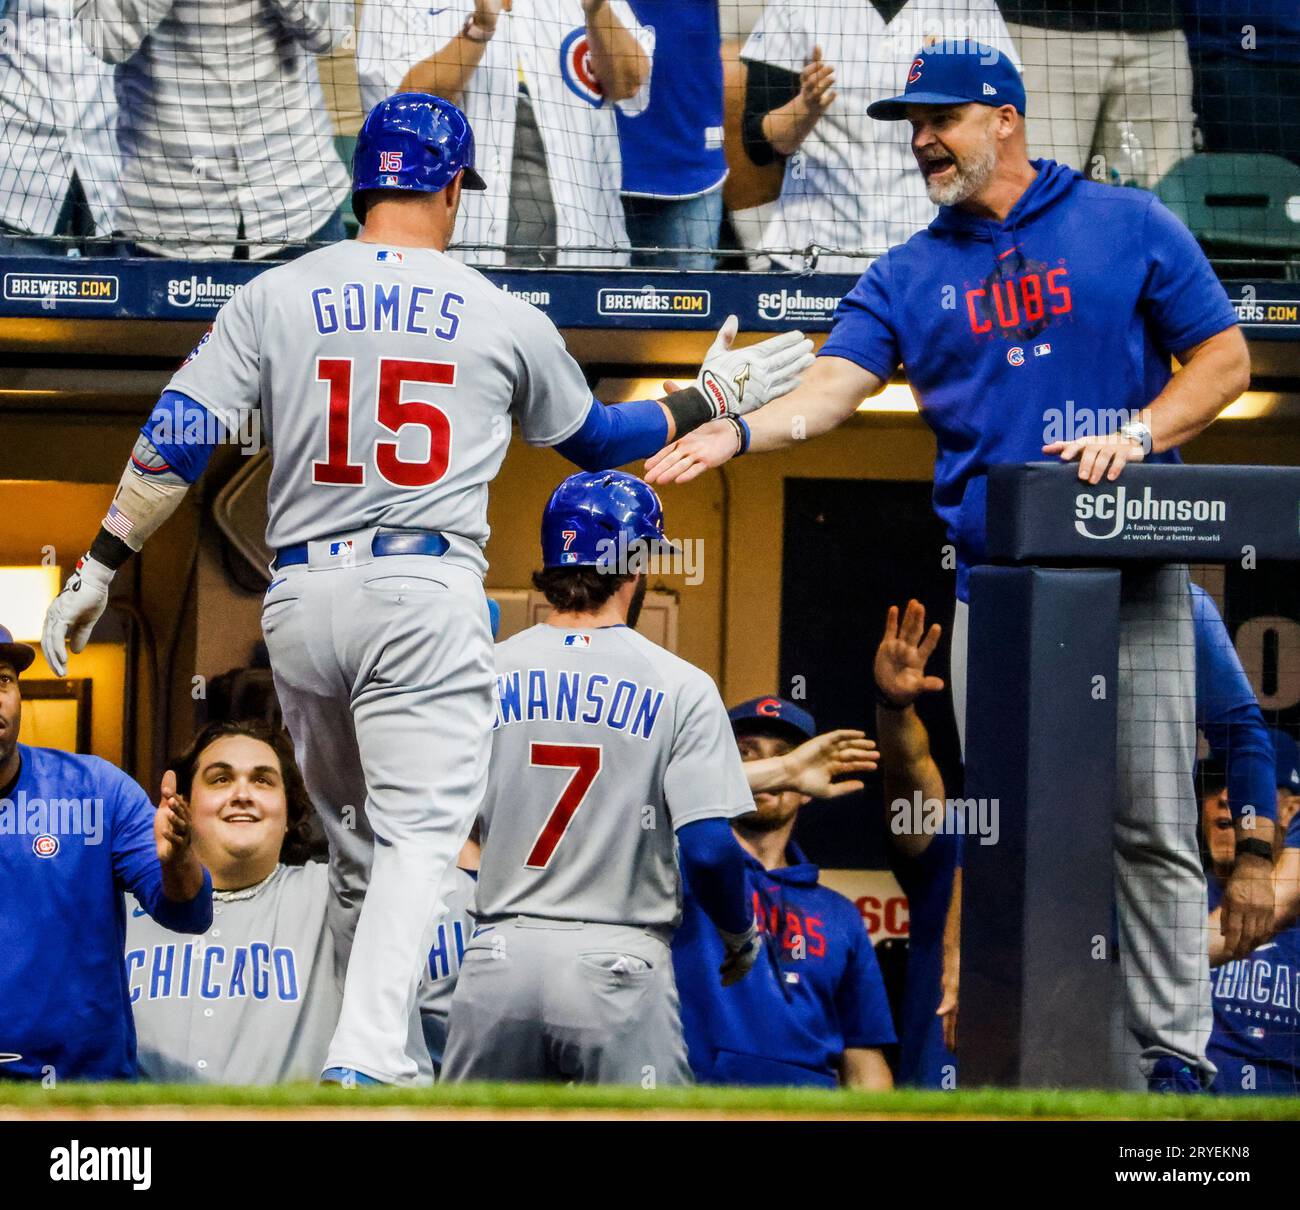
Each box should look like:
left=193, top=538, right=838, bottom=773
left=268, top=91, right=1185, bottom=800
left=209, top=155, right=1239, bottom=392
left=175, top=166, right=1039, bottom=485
left=1118, top=420, right=1152, bottom=456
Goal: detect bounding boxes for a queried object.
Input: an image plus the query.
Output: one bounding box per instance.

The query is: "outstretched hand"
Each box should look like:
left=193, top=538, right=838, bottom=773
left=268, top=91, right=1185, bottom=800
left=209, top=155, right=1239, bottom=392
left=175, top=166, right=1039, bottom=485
left=874, top=600, right=945, bottom=709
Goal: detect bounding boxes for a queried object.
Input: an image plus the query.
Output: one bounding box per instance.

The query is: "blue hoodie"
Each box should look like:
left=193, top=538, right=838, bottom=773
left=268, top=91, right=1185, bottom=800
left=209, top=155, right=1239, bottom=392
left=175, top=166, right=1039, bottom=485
left=820, top=160, right=1239, bottom=600
left=673, top=841, right=895, bottom=1088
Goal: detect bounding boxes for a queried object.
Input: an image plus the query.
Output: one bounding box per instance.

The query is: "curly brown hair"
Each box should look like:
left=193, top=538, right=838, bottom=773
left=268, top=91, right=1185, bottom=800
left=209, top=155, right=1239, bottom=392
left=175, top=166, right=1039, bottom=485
left=169, top=720, right=316, bottom=866
left=531, top=566, right=633, bottom=612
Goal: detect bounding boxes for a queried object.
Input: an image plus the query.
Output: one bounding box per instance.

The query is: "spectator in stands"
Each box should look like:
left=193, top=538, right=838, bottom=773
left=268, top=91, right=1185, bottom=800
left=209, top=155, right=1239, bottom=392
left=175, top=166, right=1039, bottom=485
left=0, top=623, right=212, bottom=1082
left=0, top=0, right=120, bottom=255
left=740, top=0, right=1017, bottom=271
left=75, top=0, right=351, bottom=259
left=615, top=0, right=725, bottom=269
left=1181, top=0, right=1300, bottom=169
left=874, top=600, right=960, bottom=1089
left=357, top=0, right=652, bottom=266
left=1205, top=728, right=1300, bottom=1095
left=672, top=695, right=895, bottom=1088
left=996, top=0, right=1194, bottom=186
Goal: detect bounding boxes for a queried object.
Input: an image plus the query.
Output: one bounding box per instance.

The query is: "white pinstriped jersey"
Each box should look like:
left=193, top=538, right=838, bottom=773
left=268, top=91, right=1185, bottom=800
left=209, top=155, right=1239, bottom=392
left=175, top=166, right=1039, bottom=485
left=473, top=624, right=755, bottom=930
left=74, top=0, right=352, bottom=257
left=0, top=0, right=120, bottom=236
left=167, top=240, right=591, bottom=564
left=357, top=0, right=654, bottom=267
left=742, top=0, right=1018, bottom=272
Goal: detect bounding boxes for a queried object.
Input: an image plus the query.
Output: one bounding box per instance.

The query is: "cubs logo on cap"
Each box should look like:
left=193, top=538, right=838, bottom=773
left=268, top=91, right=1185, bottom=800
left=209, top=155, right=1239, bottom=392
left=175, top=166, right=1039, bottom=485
left=727, top=695, right=817, bottom=743
left=869, top=42, right=1026, bottom=121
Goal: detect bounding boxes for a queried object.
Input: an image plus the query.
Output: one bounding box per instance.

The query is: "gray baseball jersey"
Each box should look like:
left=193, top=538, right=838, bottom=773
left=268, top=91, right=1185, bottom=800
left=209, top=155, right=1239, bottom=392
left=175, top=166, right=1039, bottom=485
left=125, top=863, right=341, bottom=1084
left=417, top=864, right=476, bottom=1070
left=167, top=240, right=592, bottom=573
left=473, top=623, right=756, bottom=929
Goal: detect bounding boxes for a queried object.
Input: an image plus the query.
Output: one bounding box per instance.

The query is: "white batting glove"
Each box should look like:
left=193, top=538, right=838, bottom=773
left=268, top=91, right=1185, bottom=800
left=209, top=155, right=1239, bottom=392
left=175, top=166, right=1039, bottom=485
left=695, top=315, right=815, bottom=418
left=718, top=919, right=762, bottom=987
left=42, top=554, right=114, bottom=676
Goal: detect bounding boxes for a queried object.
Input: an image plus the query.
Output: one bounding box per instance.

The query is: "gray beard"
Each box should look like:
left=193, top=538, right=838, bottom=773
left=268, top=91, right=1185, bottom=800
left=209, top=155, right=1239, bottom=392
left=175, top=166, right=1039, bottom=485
left=926, top=141, right=998, bottom=207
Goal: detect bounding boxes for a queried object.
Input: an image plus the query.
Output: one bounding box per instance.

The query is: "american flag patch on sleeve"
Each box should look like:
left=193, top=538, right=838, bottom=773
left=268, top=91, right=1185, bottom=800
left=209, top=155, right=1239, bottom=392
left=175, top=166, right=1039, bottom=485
left=105, top=504, right=134, bottom=541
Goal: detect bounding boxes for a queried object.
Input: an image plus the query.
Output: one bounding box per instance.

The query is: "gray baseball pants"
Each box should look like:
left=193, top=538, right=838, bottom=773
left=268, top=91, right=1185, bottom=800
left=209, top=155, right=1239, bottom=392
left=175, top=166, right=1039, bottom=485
left=262, top=532, right=494, bottom=1084
left=441, top=917, right=693, bottom=1086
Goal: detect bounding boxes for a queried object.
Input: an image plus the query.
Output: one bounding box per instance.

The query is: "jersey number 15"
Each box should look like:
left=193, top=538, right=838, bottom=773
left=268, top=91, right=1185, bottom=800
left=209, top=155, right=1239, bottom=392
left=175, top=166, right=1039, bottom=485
left=313, top=356, right=455, bottom=488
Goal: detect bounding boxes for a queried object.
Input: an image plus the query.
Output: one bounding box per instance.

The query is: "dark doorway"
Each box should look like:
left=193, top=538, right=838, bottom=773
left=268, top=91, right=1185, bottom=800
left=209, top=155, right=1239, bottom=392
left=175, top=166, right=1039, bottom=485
left=779, top=478, right=963, bottom=869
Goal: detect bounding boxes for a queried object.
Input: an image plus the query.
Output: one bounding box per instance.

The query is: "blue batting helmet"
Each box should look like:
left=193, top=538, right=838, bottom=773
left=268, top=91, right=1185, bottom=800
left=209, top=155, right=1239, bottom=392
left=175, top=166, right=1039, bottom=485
left=352, top=93, right=486, bottom=220
left=541, top=471, right=674, bottom=570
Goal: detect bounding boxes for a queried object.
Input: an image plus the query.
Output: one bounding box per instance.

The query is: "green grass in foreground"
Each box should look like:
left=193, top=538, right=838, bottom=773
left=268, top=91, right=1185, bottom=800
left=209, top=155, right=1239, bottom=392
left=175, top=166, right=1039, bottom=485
left=2, top=1081, right=1300, bottom=1120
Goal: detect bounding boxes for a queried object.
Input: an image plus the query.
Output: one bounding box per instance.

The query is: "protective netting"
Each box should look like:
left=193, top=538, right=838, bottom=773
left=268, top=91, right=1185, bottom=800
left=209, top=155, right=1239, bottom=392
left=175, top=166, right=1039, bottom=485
left=0, top=2, right=1295, bottom=267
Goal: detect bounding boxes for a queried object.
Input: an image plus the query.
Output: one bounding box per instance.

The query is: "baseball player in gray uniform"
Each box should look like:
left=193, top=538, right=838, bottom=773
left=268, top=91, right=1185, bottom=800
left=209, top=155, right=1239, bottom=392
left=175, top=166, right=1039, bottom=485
left=126, top=720, right=343, bottom=1084
left=441, top=471, right=764, bottom=1085
left=41, top=95, right=812, bottom=1085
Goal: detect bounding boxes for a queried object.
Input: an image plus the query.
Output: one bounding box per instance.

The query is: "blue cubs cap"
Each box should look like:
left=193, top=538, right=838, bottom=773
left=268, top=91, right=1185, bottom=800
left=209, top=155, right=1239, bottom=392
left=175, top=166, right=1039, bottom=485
left=728, top=696, right=816, bottom=745
left=868, top=42, right=1025, bottom=121
left=352, top=93, right=486, bottom=221
left=0, top=624, right=35, bottom=674
left=1269, top=728, right=1300, bottom=793
left=541, top=470, right=677, bottom=570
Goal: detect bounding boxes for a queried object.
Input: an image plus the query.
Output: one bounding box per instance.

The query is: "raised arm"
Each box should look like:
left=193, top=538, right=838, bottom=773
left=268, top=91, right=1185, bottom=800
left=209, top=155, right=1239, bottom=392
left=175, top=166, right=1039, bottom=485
left=874, top=601, right=947, bottom=860
left=395, top=0, right=506, bottom=104
left=582, top=0, right=650, bottom=104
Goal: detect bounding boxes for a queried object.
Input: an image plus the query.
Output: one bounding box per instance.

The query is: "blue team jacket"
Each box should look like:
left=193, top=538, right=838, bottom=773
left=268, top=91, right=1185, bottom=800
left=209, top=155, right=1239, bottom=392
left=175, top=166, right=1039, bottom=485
left=0, top=745, right=212, bottom=1080
left=673, top=842, right=895, bottom=1087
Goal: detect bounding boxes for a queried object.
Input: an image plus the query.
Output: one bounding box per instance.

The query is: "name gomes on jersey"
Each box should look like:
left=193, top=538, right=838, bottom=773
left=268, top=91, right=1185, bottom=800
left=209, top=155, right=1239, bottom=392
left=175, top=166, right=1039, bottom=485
left=125, top=942, right=301, bottom=1003
left=492, top=667, right=664, bottom=739
left=310, top=281, right=464, bottom=339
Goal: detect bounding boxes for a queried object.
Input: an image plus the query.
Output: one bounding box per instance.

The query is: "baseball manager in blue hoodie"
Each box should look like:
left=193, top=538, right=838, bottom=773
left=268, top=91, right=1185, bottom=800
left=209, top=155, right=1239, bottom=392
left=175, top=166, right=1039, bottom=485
left=646, top=40, right=1260, bottom=1092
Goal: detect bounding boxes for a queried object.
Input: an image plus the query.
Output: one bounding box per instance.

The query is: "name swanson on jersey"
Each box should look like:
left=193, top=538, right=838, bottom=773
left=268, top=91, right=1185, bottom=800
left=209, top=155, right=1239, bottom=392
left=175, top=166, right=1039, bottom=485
left=492, top=665, right=665, bottom=740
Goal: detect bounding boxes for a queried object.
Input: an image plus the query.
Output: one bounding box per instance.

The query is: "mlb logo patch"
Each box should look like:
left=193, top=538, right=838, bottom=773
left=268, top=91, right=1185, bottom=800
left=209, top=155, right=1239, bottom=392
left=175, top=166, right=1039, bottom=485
left=1034, top=342, right=1052, bottom=357
left=376, top=249, right=405, bottom=265
left=33, top=834, right=59, bottom=858
left=329, top=540, right=354, bottom=560
left=380, top=175, right=400, bottom=187
left=561, top=552, right=578, bottom=564
left=564, top=634, right=591, bottom=648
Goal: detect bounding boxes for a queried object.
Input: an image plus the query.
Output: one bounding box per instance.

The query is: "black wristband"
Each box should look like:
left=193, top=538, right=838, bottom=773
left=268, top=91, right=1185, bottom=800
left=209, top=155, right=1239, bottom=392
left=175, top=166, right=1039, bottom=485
left=662, top=385, right=714, bottom=439
left=89, top=526, right=134, bottom=571
left=1235, top=837, right=1274, bottom=862
left=875, top=685, right=911, bottom=711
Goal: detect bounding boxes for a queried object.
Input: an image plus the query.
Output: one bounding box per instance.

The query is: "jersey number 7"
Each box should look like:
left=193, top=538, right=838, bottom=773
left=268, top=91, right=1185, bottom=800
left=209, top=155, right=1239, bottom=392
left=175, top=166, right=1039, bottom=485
left=313, top=356, right=455, bottom=488
left=524, top=743, right=602, bottom=870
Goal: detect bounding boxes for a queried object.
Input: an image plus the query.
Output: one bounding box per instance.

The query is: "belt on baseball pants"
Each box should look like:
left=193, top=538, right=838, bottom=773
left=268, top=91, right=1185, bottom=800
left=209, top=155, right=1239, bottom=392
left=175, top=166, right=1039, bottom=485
left=272, top=529, right=450, bottom=570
